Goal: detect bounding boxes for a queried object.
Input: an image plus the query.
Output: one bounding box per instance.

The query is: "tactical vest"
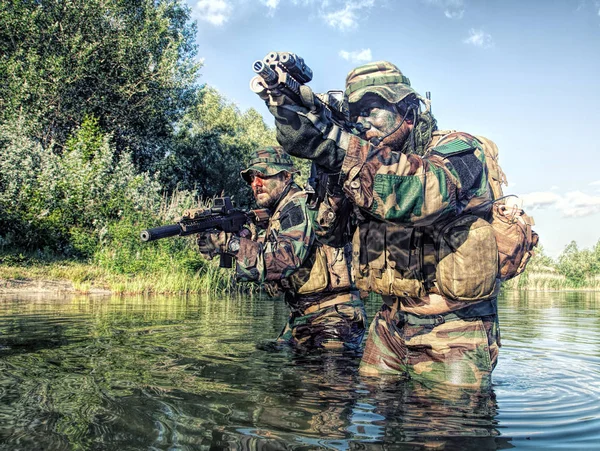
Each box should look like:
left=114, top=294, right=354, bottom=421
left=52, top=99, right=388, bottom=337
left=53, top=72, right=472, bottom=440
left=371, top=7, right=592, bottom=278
left=264, top=188, right=354, bottom=298
left=353, top=130, right=536, bottom=301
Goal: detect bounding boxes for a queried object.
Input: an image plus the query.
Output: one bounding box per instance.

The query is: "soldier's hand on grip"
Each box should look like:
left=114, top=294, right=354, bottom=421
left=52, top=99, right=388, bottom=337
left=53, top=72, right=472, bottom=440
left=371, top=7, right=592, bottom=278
left=197, top=231, right=231, bottom=259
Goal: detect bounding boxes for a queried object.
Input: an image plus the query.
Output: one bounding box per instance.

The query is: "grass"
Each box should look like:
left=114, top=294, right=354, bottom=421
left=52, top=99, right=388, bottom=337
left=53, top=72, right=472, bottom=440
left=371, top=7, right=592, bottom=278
left=4, top=250, right=600, bottom=295
left=504, top=270, right=600, bottom=291
left=0, top=253, right=242, bottom=295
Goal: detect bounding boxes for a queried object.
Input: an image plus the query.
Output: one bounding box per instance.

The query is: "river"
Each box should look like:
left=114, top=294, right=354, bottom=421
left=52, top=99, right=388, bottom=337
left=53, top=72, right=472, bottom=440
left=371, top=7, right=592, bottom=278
left=0, top=290, right=598, bottom=450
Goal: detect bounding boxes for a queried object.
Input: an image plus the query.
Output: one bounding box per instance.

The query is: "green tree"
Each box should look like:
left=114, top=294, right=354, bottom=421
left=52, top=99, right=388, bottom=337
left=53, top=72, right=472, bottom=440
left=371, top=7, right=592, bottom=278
left=525, top=245, right=555, bottom=272
left=556, top=241, right=594, bottom=287
left=159, top=87, right=278, bottom=206
left=0, top=116, right=161, bottom=256
left=0, top=0, right=200, bottom=171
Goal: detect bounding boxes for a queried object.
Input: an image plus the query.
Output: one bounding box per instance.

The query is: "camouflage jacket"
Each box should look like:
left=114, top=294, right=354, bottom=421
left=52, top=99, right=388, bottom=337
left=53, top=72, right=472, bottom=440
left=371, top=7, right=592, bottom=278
left=235, top=182, right=355, bottom=308
left=272, top=105, right=496, bottom=313
left=235, top=183, right=313, bottom=285
left=343, top=131, right=500, bottom=311
left=340, top=130, right=489, bottom=225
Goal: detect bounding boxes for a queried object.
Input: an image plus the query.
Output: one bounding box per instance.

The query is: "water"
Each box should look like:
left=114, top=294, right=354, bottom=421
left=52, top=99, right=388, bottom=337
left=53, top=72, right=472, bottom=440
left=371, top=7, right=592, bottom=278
left=0, top=291, right=598, bottom=450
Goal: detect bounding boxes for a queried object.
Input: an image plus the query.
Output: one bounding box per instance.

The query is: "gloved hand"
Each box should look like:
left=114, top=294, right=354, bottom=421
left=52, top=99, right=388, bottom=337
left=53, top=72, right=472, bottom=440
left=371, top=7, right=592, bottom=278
left=267, top=99, right=347, bottom=172
left=197, top=231, right=230, bottom=259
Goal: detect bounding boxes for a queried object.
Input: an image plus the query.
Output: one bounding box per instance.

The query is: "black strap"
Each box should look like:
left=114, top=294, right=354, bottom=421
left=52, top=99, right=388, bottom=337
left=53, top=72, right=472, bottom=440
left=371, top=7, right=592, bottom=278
left=400, top=297, right=498, bottom=327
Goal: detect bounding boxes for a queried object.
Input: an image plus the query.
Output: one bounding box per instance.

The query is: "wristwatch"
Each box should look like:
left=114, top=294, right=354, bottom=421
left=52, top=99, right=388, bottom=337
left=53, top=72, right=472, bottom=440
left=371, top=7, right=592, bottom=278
left=227, top=236, right=240, bottom=254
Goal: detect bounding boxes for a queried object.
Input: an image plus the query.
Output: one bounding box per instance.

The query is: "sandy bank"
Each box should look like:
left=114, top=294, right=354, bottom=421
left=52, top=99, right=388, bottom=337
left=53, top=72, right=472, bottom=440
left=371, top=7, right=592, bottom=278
left=0, top=278, right=112, bottom=295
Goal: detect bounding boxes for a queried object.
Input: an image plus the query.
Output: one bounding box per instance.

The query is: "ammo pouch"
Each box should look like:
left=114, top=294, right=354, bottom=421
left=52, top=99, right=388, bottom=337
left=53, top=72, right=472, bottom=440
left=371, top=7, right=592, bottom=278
left=353, top=215, right=499, bottom=301
left=295, top=243, right=353, bottom=295
left=310, top=188, right=356, bottom=248
left=435, top=214, right=499, bottom=301
left=490, top=203, right=539, bottom=281
left=353, top=221, right=428, bottom=298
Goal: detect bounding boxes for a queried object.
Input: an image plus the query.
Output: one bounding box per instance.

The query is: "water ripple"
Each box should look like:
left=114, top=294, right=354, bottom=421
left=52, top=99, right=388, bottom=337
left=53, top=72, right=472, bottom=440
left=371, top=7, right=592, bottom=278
left=0, top=292, right=599, bottom=450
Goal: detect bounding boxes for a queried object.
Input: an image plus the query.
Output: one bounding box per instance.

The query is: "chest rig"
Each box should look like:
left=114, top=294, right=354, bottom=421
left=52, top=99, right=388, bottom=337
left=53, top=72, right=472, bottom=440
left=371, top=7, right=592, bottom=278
left=352, top=132, right=502, bottom=302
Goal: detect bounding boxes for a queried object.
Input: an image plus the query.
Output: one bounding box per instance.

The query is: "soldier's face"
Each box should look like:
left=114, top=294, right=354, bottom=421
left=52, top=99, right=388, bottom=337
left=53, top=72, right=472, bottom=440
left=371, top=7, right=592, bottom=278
left=249, top=171, right=290, bottom=207
left=351, top=94, right=413, bottom=149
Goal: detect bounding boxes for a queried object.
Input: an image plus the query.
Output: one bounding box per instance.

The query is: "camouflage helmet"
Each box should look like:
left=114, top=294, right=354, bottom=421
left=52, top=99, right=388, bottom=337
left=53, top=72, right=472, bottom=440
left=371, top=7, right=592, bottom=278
left=240, top=146, right=299, bottom=183
left=345, top=61, right=417, bottom=106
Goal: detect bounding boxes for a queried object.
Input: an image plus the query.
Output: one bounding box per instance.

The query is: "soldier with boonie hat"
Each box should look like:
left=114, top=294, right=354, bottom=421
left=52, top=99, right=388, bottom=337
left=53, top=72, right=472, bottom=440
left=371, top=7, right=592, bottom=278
left=264, top=58, right=504, bottom=387
left=200, top=145, right=366, bottom=352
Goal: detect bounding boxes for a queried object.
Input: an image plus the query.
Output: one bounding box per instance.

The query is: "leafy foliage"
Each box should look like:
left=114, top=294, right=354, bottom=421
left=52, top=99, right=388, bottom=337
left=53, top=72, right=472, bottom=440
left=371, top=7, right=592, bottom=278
left=0, top=0, right=201, bottom=171
left=509, top=241, right=600, bottom=290
left=556, top=241, right=596, bottom=287
left=0, top=116, right=162, bottom=256
left=0, top=0, right=283, bottom=293
left=159, top=87, right=277, bottom=207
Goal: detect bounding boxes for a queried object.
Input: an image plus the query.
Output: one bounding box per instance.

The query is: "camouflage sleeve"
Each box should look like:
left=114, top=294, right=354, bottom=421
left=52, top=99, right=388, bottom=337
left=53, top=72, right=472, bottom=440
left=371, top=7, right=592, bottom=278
left=340, top=132, right=489, bottom=225
left=235, top=195, right=315, bottom=283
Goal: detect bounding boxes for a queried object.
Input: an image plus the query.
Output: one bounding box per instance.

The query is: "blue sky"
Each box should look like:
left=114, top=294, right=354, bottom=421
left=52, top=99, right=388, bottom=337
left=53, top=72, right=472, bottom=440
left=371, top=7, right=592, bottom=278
left=184, top=0, right=600, bottom=258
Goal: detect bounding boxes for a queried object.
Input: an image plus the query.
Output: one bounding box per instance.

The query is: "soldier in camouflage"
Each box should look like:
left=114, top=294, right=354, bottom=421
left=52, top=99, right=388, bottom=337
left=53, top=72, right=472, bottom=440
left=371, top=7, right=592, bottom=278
left=266, top=61, right=501, bottom=387
left=199, top=146, right=366, bottom=351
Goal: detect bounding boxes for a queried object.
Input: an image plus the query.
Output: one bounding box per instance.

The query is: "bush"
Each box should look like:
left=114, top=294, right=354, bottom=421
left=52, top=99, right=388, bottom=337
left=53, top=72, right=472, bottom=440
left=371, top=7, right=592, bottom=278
left=0, top=116, right=162, bottom=256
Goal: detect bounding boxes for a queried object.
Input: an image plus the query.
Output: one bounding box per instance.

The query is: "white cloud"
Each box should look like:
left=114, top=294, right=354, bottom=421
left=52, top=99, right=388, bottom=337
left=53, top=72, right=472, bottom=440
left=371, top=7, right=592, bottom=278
left=188, top=0, right=377, bottom=30
left=422, top=0, right=465, bottom=19
left=562, top=191, right=600, bottom=217
left=520, top=192, right=562, bottom=209
left=191, top=0, right=233, bottom=26
left=520, top=190, right=600, bottom=218
left=339, top=48, right=372, bottom=63
left=463, top=28, right=494, bottom=48
left=261, top=0, right=280, bottom=10
left=320, top=0, right=376, bottom=31
left=575, top=0, right=600, bottom=16
left=589, top=180, right=600, bottom=186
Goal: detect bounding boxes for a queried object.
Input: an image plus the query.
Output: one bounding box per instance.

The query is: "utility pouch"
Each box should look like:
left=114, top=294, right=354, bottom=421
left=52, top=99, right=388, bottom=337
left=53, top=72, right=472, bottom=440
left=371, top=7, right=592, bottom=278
left=296, top=247, right=329, bottom=295
left=353, top=222, right=427, bottom=298
left=491, top=203, right=539, bottom=281
left=436, top=214, right=499, bottom=301
left=322, top=243, right=353, bottom=290
left=295, top=242, right=354, bottom=295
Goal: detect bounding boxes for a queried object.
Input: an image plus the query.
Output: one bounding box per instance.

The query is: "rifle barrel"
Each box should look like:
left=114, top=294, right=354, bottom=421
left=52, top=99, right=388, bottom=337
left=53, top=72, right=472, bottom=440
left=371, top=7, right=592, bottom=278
left=252, top=60, right=278, bottom=84
left=140, top=224, right=181, bottom=242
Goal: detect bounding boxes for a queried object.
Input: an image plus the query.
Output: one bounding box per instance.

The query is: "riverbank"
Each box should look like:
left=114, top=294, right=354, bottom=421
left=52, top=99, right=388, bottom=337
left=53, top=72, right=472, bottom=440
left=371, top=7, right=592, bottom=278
left=3, top=265, right=600, bottom=295
left=0, top=258, right=236, bottom=295
left=2, top=255, right=599, bottom=295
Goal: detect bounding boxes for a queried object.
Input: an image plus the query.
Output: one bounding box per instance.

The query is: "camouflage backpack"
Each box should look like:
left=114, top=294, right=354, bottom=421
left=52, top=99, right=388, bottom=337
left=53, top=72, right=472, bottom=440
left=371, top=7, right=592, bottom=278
left=432, top=132, right=539, bottom=282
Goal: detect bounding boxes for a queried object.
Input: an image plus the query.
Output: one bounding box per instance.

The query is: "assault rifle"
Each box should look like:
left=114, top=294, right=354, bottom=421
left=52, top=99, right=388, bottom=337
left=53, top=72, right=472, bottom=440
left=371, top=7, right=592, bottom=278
left=140, top=197, right=270, bottom=268
left=250, top=51, right=364, bottom=134
left=251, top=51, right=361, bottom=208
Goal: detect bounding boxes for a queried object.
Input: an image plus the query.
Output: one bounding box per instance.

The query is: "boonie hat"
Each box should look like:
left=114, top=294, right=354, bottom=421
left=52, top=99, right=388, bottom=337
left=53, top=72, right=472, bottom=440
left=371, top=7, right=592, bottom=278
left=241, top=146, right=299, bottom=183
left=345, top=61, right=417, bottom=105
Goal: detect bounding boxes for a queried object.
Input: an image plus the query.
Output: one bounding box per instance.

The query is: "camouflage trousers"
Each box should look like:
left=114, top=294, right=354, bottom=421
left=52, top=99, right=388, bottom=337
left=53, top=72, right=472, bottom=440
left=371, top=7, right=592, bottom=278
left=359, top=301, right=500, bottom=388
left=277, top=291, right=367, bottom=351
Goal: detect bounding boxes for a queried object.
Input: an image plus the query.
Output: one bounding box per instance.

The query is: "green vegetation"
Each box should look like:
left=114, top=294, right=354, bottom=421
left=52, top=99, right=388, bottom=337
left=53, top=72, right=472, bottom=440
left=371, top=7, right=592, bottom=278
left=0, top=0, right=596, bottom=294
left=505, top=242, right=600, bottom=291
left=0, top=0, right=275, bottom=294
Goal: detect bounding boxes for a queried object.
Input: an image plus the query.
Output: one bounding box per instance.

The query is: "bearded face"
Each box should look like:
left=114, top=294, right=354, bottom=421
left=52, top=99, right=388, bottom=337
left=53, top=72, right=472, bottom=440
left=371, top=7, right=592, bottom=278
left=249, top=171, right=290, bottom=208
left=350, top=93, right=415, bottom=150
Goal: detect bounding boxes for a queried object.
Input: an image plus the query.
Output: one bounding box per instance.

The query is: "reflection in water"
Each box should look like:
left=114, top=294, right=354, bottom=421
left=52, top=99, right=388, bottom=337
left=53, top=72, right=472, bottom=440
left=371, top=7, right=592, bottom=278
left=0, top=291, right=599, bottom=449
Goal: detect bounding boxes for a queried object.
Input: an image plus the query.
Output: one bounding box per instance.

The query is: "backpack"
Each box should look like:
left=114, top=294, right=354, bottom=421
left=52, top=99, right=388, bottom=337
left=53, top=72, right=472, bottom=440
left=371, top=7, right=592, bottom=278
left=430, top=131, right=539, bottom=282
left=475, top=135, right=539, bottom=281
